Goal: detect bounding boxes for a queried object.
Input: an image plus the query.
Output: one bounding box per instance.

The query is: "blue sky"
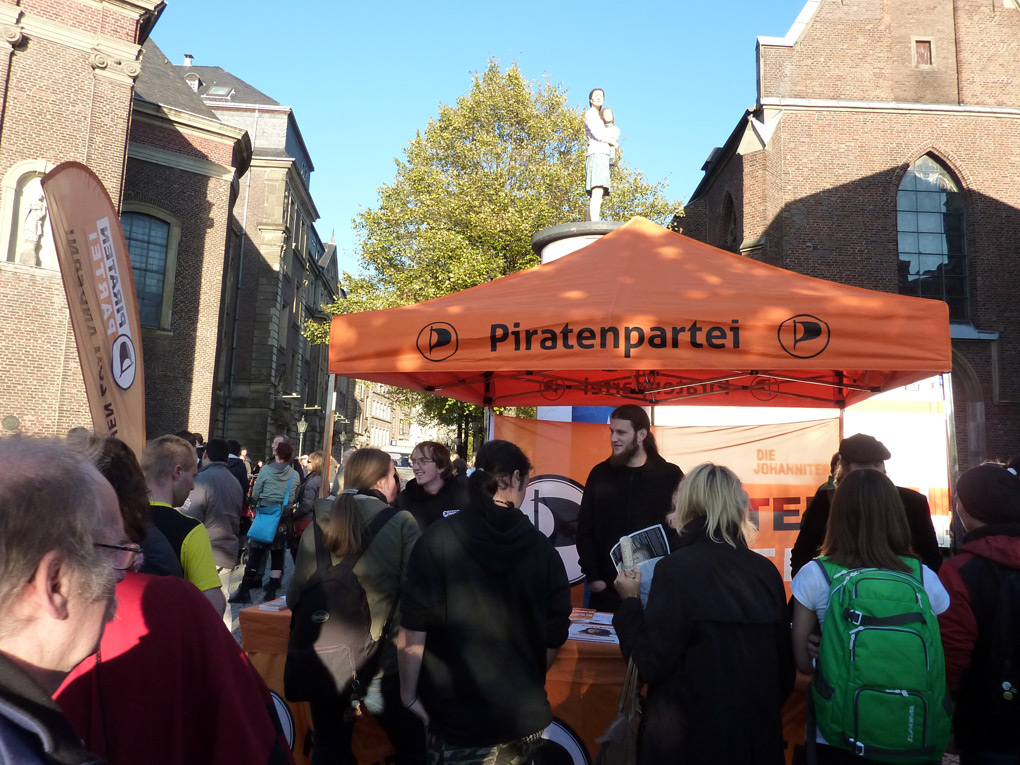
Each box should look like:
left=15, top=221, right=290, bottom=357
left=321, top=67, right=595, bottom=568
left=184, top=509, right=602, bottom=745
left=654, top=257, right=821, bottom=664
left=151, top=0, right=807, bottom=274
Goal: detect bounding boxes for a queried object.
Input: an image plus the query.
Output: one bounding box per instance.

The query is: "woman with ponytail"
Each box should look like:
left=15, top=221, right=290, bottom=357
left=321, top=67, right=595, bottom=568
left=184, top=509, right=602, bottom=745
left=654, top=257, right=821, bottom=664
left=288, top=447, right=424, bottom=765
left=398, top=440, right=572, bottom=765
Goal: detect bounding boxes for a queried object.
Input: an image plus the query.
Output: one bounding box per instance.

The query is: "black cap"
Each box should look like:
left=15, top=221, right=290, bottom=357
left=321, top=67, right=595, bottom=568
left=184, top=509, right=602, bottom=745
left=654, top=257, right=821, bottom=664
left=956, top=464, right=1020, bottom=525
left=839, top=433, right=891, bottom=464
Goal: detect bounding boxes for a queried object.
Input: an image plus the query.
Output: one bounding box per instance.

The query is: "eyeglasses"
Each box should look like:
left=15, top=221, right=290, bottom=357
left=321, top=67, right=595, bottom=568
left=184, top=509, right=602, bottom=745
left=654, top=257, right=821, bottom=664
left=95, top=542, right=143, bottom=571
left=410, top=458, right=434, bottom=467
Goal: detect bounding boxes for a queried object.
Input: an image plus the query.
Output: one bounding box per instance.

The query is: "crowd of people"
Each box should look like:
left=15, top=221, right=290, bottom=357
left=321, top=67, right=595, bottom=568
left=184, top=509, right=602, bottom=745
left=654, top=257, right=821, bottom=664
left=0, top=410, right=1018, bottom=765
left=600, top=424, right=1020, bottom=765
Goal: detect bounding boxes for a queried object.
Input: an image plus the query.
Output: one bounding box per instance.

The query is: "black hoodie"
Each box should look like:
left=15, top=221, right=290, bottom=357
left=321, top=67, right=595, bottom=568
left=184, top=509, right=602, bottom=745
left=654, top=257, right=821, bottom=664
left=396, top=474, right=469, bottom=531
left=401, top=501, right=571, bottom=746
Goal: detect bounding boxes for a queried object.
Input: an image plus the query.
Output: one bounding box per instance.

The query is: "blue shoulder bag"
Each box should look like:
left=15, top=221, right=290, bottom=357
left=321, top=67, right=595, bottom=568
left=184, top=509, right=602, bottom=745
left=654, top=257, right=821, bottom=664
left=248, top=473, right=296, bottom=544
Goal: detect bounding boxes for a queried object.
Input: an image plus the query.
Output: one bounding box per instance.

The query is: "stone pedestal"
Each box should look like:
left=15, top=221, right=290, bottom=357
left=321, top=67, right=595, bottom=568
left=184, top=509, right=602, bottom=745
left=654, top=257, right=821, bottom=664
left=531, top=220, right=622, bottom=264
left=532, top=221, right=622, bottom=423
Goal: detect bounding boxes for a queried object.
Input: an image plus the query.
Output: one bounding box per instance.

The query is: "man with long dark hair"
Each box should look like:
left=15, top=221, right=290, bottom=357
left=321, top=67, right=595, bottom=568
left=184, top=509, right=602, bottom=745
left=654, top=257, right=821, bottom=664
left=577, top=405, right=684, bottom=612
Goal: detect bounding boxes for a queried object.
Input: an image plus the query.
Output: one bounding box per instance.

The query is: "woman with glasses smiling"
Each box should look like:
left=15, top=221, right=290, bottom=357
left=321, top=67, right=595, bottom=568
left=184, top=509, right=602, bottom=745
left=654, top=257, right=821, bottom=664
left=396, top=441, right=469, bottom=532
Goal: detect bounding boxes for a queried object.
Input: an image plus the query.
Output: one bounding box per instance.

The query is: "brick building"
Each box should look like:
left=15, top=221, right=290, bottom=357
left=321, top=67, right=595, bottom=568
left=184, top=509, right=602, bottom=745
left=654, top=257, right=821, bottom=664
left=177, top=62, right=342, bottom=461
left=682, top=0, right=1020, bottom=471
left=0, top=2, right=342, bottom=462
left=125, top=39, right=250, bottom=439
left=0, top=0, right=163, bottom=437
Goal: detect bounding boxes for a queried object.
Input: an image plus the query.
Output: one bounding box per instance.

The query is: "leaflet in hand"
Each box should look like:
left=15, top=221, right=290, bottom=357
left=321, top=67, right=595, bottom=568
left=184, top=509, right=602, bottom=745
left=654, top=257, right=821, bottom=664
left=610, top=524, right=670, bottom=574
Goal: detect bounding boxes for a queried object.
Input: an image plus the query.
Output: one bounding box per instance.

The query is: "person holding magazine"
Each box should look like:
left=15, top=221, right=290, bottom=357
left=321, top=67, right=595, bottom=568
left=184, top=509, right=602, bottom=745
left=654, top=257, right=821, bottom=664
left=791, top=468, right=950, bottom=764
left=612, top=463, right=794, bottom=764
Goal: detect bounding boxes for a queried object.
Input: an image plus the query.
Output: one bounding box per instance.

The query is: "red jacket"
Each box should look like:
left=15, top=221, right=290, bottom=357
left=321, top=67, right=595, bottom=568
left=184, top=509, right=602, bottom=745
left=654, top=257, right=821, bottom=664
left=54, top=573, right=293, bottom=765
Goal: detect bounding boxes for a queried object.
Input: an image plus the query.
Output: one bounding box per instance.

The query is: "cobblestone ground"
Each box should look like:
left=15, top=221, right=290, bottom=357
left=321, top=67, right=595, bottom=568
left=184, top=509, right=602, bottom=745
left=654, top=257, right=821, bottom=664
left=227, top=546, right=295, bottom=644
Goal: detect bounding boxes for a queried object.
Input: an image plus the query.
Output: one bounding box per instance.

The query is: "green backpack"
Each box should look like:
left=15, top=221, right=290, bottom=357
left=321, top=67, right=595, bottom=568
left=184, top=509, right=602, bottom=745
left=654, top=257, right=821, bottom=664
left=811, top=557, right=951, bottom=763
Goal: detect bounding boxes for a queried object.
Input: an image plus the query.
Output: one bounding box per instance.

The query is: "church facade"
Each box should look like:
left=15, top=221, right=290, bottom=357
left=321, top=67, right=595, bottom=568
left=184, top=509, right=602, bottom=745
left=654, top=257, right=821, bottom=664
left=682, top=0, right=1020, bottom=470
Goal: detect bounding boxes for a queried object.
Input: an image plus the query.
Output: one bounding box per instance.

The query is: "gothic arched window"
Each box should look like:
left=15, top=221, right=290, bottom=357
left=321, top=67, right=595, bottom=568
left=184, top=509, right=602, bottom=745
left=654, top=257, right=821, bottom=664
left=897, top=155, right=967, bottom=322
left=721, top=192, right=739, bottom=252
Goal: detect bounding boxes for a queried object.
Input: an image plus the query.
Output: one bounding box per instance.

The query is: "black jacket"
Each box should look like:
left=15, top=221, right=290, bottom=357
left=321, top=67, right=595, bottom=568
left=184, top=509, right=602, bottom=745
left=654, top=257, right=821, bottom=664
left=790, top=484, right=942, bottom=578
left=938, top=523, right=1020, bottom=754
left=225, top=457, right=249, bottom=499
left=396, top=475, right=469, bottom=532
left=0, top=652, right=104, bottom=764
left=576, top=453, right=683, bottom=611
left=400, top=502, right=571, bottom=746
left=613, top=517, right=795, bottom=765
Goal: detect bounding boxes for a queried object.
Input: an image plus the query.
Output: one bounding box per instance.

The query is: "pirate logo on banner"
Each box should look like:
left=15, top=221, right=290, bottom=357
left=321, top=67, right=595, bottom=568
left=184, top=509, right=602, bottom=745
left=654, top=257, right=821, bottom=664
left=532, top=718, right=592, bottom=765
left=268, top=691, right=295, bottom=750
left=519, top=474, right=585, bottom=585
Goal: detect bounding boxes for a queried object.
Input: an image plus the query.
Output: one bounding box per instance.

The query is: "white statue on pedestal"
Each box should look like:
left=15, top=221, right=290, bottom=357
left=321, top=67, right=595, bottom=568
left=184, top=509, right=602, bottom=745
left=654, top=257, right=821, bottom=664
left=583, top=88, right=618, bottom=222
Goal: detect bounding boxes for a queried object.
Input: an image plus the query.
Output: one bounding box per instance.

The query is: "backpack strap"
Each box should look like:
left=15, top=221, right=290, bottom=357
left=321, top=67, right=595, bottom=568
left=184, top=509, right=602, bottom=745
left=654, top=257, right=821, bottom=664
left=311, top=521, right=331, bottom=572
left=815, top=557, right=831, bottom=585
left=310, top=505, right=399, bottom=575
left=908, top=555, right=923, bottom=584
left=281, top=473, right=295, bottom=507
left=357, top=507, right=400, bottom=638
left=355, top=507, right=399, bottom=562
left=841, top=610, right=926, bottom=628
left=843, top=737, right=938, bottom=760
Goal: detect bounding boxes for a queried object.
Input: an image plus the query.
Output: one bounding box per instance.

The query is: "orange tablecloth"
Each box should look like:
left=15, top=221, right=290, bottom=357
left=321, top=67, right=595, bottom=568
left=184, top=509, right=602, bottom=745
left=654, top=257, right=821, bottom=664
left=240, top=605, right=809, bottom=764
left=239, top=606, right=624, bottom=764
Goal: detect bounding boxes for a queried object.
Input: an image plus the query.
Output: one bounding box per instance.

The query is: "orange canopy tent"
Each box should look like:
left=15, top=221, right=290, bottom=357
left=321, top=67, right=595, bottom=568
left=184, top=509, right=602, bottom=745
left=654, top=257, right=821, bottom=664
left=328, top=217, right=951, bottom=408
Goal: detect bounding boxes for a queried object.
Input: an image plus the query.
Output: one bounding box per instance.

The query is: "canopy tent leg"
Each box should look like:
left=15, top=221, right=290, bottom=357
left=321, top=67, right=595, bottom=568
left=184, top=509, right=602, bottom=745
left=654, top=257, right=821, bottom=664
left=321, top=374, right=336, bottom=499
left=484, top=406, right=494, bottom=443
left=942, top=372, right=961, bottom=553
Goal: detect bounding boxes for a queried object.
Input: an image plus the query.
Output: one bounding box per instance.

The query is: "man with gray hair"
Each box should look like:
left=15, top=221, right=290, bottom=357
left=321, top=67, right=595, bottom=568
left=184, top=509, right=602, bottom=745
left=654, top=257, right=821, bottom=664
left=0, top=437, right=130, bottom=763
left=181, top=438, right=243, bottom=629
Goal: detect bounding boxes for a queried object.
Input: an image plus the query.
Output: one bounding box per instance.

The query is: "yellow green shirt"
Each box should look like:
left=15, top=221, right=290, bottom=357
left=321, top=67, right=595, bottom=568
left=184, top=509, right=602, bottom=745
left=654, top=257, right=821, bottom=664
left=149, top=501, right=222, bottom=592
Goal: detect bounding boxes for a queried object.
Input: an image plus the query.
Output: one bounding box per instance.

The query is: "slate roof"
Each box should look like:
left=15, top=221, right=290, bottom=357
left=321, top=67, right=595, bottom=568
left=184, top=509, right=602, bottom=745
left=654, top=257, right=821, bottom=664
left=177, top=64, right=280, bottom=106
left=135, top=39, right=219, bottom=120
left=319, top=241, right=335, bottom=270
left=256, top=147, right=292, bottom=160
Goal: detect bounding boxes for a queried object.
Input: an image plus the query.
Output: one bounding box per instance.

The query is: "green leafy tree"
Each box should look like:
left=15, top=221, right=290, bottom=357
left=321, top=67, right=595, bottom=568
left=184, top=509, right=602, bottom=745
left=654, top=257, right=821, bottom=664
left=308, top=60, right=681, bottom=437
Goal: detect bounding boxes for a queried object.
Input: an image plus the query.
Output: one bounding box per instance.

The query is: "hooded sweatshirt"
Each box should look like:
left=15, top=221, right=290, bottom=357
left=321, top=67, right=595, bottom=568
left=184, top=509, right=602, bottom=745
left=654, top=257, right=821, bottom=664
left=937, top=523, right=1020, bottom=752
left=396, top=474, right=469, bottom=531
left=250, top=461, right=297, bottom=508
left=400, top=500, right=571, bottom=746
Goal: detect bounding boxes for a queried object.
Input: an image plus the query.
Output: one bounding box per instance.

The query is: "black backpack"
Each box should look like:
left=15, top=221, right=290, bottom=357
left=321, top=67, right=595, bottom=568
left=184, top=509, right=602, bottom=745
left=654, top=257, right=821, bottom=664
left=977, top=558, right=1020, bottom=723
left=284, top=506, right=398, bottom=702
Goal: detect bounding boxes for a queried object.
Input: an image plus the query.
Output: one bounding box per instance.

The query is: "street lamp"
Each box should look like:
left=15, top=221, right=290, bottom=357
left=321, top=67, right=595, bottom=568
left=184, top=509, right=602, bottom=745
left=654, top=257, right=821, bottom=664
left=296, top=415, right=308, bottom=456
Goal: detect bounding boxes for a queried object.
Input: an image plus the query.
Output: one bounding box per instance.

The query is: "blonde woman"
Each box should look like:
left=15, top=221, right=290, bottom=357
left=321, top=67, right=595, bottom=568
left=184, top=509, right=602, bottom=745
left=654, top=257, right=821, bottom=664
left=613, top=463, right=794, bottom=764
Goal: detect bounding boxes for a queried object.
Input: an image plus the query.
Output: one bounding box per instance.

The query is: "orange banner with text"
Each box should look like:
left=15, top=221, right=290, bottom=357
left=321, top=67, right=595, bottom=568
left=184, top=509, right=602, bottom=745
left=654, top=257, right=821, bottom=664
left=42, top=162, right=146, bottom=456
left=495, top=415, right=840, bottom=593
